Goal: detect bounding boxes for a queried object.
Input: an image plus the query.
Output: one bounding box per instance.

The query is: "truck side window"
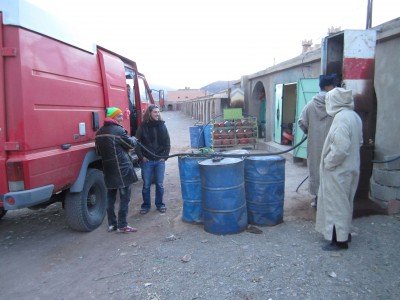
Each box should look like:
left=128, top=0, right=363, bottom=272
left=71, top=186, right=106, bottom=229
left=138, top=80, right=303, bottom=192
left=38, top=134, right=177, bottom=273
left=125, top=69, right=136, bottom=106
left=138, top=77, right=150, bottom=104
left=125, top=69, right=137, bottom=136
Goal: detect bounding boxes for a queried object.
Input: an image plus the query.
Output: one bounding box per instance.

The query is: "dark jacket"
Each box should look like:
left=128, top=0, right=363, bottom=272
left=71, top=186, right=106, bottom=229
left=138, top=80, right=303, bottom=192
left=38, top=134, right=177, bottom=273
left=95, top=120, right=137, bottom=189
left=135, top=120, right=170, bottom=161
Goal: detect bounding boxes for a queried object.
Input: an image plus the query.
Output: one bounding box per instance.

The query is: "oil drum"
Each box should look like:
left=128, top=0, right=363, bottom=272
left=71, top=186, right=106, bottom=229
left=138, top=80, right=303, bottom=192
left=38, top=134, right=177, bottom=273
left=189, top=125, right=205, bottom=148
left=244, top=156, right=285, bottom=226
left=178, top=155, right=207, bottom=223
left=203, top=125, right=212, bottom=148
left=199, top=157, right=247, bottom=234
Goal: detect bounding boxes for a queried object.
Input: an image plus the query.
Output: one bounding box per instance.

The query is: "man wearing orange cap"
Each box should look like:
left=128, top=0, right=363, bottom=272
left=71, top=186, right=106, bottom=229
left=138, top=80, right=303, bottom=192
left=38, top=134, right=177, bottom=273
left=95, top=107, right=138, bottom=233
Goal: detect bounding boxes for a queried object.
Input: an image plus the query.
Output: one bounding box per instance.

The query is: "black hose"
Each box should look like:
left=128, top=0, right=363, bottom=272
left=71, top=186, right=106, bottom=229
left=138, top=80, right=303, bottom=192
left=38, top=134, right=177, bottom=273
left=135, top=135, right=308, bottom=160
left=372, top=155, right=400, bottom=164
left=135, top=112, right=308, bottom=159
left=135, top=129, right=309, bottom=194
left=296, top=175, right=309, bottom=193
left=294, top=154, right=400, bottom=195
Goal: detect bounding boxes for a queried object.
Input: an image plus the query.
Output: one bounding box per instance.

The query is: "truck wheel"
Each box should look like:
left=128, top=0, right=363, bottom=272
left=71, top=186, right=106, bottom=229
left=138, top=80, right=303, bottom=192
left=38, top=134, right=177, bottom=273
left=65, top=169, right=107, bottom=232
left=0, top=207, right=7, bottom=219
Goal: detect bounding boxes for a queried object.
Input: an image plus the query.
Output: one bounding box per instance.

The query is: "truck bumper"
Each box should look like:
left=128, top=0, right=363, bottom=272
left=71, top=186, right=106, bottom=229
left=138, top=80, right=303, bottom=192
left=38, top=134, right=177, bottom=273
left=2, top=185, right=54, bottom=210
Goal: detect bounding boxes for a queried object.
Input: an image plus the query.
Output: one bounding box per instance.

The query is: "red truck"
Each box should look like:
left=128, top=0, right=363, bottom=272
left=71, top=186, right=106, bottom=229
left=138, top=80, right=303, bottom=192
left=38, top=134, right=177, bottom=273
left=0, top=1, right=162, bottom=231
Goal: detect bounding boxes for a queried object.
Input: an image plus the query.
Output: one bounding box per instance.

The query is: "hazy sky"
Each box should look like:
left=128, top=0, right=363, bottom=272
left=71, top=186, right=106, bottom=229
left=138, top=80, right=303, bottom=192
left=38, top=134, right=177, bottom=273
left=27, top=0, right=397, bottom=89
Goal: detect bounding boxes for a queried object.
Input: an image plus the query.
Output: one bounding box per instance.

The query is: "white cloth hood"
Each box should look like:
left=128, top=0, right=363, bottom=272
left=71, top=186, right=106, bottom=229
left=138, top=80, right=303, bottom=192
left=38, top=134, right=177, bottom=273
left=326, top=88, right=354, bottom=117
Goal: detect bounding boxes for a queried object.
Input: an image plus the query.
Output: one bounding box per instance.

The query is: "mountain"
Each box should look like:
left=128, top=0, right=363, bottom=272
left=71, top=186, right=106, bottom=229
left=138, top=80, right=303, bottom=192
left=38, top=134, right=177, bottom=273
left=149, top=83, right=175, bottom=93
left=200, top=81, right=236, bottom=94
left=149, top=80, right=236, bottom=100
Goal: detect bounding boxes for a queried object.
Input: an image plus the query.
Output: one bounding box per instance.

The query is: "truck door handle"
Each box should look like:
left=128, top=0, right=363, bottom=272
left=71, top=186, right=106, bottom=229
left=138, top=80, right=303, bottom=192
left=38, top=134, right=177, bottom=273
left=61, top=144, right=71, bottom=150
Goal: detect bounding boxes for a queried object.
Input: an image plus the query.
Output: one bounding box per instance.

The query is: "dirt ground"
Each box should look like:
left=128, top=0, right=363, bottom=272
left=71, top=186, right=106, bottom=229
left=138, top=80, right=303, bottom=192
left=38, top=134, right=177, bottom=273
left=1, top=111, right=399, bottom=300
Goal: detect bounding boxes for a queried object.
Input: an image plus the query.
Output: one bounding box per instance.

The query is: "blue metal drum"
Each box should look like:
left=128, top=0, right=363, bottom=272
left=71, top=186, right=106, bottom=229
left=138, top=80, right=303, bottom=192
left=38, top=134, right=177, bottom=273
left=244, top=156, right=285, bottom=226
left=203, top=125, right=212, bottom=148
left=199, top=157, right=247, bottom=235
left=189, top=125, right=205, bottom=148
left=178, top=155, right=207, bottom=223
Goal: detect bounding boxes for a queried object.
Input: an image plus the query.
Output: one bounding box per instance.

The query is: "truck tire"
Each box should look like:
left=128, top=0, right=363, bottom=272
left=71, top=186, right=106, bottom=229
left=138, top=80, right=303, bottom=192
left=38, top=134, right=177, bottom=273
left=0, top=207, right=7, bottom=219
left=65, top=169, right=107, bottom=232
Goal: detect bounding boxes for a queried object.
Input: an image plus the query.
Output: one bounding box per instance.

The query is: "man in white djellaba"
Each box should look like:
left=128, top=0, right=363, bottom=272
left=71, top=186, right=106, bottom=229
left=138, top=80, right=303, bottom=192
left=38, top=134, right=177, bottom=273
left=315, top=87, right=363, bottom=251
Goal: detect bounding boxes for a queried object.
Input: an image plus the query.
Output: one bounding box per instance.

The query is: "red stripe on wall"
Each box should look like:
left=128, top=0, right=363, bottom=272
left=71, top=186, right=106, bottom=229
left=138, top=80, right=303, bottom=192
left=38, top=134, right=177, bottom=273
left=343, top=58, right=375, bottom=80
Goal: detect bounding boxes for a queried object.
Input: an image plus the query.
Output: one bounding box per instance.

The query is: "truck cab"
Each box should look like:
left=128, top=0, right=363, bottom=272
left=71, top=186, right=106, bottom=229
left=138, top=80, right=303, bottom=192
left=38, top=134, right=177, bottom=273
left=0, top=0, right=162, bottom=230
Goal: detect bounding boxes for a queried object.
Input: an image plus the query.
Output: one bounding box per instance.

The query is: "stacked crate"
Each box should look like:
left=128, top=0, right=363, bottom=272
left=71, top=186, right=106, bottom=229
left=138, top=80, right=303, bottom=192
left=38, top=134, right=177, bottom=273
left=210, top=117, right=258, bottom=149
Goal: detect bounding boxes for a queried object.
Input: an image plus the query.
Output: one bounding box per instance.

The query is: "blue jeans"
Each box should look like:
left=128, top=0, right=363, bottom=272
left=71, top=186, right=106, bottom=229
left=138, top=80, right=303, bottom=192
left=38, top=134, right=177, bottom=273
left=141, top=160, right=165, bottom=209
left=107, top=185, right=131, bottom=228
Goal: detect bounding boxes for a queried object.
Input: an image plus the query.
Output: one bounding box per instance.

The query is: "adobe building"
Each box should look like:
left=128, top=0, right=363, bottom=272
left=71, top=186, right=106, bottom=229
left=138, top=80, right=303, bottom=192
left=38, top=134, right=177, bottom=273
left=182, top=17, right=400, bottom=215
left=166, top=87, right=207, bottom=111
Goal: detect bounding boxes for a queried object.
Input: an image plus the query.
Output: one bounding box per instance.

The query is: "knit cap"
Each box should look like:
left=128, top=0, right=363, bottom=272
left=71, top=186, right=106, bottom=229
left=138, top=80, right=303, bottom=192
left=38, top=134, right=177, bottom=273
left=319, top=74, right=338, bottom=89
left=106, top=107, right=122, bottom=118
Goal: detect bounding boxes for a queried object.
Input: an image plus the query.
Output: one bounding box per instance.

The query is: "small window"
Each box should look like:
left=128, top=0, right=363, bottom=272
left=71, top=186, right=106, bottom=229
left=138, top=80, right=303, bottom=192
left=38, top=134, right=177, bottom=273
left=125, top=68, right=136, bottom=106
left=138, top=77, right=150, bottom=104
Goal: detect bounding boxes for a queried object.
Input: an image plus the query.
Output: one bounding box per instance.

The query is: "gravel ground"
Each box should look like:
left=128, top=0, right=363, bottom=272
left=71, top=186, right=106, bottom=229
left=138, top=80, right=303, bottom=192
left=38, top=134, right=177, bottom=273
left=1, top=111, right=399, bottom=300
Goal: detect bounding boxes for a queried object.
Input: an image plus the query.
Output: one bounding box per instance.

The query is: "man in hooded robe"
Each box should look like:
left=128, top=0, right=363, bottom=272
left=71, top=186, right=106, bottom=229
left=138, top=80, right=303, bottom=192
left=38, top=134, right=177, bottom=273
left=298, top=74, right=337, bottom=208
left=315, top=88, right=363, bottom=251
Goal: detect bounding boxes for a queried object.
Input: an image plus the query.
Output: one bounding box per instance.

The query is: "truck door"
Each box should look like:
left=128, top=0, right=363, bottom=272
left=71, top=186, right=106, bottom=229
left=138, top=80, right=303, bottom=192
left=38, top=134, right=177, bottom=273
left=125, top=68, right=137, bottom=136
left=97, top=49, right=130, bottom=130
left=0, top=14, right=7, bottom=195
left=137, top=75, right=152, bottom=116
left=124, top=69, right=154, bottom=135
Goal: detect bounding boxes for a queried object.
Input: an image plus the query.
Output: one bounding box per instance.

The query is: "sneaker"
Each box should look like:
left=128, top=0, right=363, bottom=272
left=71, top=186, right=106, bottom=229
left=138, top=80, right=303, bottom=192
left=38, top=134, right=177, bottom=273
left=108, top=225, right=117, bottom=232
left=117, top=226, right=138, bottom=233
left=157, top=206, right=166, bottom=213
left=140, top=208, right=149, bottom=215
left=311, top=196, right=318, bottom=209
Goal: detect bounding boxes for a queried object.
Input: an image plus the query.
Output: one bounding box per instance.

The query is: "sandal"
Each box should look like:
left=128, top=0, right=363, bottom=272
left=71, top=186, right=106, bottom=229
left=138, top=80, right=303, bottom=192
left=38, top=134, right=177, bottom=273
left=117, top=226, right=137, bottom=233
left=157, top=207, right=167, bottom=213
left=140, top=209, right=149, bottom=215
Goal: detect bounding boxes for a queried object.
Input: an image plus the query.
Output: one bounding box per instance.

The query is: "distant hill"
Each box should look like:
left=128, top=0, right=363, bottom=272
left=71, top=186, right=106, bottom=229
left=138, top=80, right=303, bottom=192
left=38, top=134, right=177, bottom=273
left=149, top=84, right=175, bottom=93
left=200, top=81, right=236, bottom=94
left=149, top=80, right=236, bottom=100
